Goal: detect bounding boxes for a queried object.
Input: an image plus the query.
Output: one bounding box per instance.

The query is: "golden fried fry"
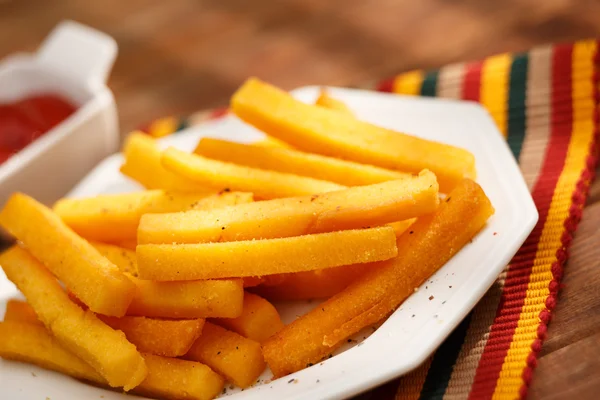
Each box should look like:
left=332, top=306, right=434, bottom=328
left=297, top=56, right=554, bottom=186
left=0, top=247, right=146, bottom=389
left=184, top=322, right=265, bottom=388
left=138, top=171, right=438, bottom=244
left=0, top=321, right=224, bottom=400
left=254, top=135, right=294, bottom=149
left=128, top=277, right=244, bottom=319
left=54, top=190, right=252, bottom=242
left=162, top=147, right=346, bottom=199
left=137, top=227, right=398, bottom=280
left=252, top=264, right=369, bottom=301
left=4, top=299, right=41, bottom=325
left=232, top=78, right=475, bottom=192
left=0, top=321, right=104, bottom=382
left=213, top=292, right=283, bottom=343
left=120, top=132, right=213, bottom=193
left=6, top=299, right=204, bottom=357
left=0, top=193, right=135, bottom=316
left=138, top=354, right=224, bottom=400
left=195, top=138, right=410, bottom=186
left=98, top=315, right=204, bottom=357
left=92, top=242, right=245, bottom=318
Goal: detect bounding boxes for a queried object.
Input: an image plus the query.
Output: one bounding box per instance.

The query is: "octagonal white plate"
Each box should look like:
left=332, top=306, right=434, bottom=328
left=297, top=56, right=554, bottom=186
left=0, top=86, right=538, bottom=400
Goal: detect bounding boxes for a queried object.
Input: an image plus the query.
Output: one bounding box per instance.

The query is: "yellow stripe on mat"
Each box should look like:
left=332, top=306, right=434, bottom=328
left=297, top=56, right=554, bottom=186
left=480, top=53, right=512, bottom=137
left=393, top=70, right=424, bottom=96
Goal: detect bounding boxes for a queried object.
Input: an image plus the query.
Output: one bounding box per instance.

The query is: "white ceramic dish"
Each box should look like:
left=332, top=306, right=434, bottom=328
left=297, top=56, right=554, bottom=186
left=0, top=20, right=119, bottom=207
left=0, top=87, right=538, bottom=400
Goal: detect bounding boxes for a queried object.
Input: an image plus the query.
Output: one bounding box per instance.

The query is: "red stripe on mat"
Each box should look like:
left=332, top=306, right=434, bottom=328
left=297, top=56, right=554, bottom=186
left=467, top=43, right=575, bottom=399
left=377, top=77, right=395, bottom=93
left=462, top=61, right=483, bottom=101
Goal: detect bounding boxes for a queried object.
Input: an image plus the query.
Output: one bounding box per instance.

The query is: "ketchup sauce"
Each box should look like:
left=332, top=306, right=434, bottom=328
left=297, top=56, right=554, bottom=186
left=0, top=94, right=77, bottom=163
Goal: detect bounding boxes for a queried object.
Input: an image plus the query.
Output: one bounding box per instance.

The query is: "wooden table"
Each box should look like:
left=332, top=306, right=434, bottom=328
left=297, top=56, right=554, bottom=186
left=2, top=1, right=600, bottom=398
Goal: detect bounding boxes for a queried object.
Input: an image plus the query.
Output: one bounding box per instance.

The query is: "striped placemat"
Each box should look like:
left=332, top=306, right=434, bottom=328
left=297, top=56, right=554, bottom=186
left=374, top=39, right=599, bottom=400
left=140, top=39, right=599, bottom=400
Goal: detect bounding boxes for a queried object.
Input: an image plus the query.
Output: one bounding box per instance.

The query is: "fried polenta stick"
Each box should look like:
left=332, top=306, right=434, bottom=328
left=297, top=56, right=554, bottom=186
left=138, top=171, right=438, bottom=244
left=54, top=190, right=252, bottom=242
left=137, top=227, right=398, bottom=281
left=194, top=138, right=410, bottom=187
left=129, top=277, right=245, bottom=319
left=0, top=321, right=104, bottom=382
left=0, top=321, right=224, bottom=400
left=4, top=299, right=41, bottom=325
left=162, top=147, right=346, bottom=199
left=263, top=179, right=494, bottom=377
left=0, top=247, right=147, bottom=389
left=138, top=354, right=224, bottom=400
left=0, top=193, right=135, bottom=316
left=252, top=263, right=370, bottom=301
left=232, top=78, right=476, bottom=192
left=184, top=322, right=265, bottom=388
left=254, top=135, right=294, bottom=149
left=120, top=132, right=214, bottom=193
left=6, top=299, right=205, bottom=358
left=98, top=316, right=204, bottom=358
left=91, top=242, right=244, bottom=318
left=212, top=292, right=283, bottom=343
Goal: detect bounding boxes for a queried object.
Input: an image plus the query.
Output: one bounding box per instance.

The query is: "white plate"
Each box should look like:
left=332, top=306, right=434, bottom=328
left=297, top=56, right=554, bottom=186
left=0, top=86, right=538, bottom=400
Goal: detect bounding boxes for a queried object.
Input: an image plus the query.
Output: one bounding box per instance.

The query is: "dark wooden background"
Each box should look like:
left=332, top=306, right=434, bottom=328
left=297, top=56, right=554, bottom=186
left=1, top=1, right=600, bottom=398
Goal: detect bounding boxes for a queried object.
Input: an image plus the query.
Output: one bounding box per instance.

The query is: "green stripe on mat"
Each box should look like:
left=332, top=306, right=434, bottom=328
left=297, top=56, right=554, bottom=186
left=507, top=53, right=528, bottom=160
left=421, top=71, right=439, bottom=97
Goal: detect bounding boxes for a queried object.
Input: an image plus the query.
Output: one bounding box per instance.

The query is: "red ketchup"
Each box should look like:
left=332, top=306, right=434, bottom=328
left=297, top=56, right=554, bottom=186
left=0, top=94, right=77, bottom=163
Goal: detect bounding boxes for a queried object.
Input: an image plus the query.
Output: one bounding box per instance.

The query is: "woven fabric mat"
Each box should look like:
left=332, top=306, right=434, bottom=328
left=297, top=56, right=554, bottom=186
left=141, top=39, right=599, bottom=400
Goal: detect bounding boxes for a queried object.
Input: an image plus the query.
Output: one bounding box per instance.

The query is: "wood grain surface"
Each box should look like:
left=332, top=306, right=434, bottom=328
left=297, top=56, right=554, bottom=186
left=1, top=1, right=600, bottom=398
